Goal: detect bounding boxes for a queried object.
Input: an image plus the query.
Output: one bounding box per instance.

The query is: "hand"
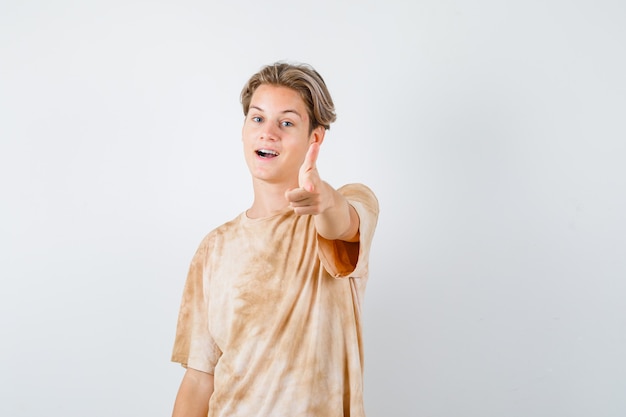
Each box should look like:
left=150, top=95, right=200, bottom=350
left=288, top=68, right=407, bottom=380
left=285, top=142, right=330, bottom=216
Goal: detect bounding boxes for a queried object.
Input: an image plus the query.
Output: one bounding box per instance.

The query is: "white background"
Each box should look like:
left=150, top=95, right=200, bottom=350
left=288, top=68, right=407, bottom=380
left=1, top=0, right=625, bottom=416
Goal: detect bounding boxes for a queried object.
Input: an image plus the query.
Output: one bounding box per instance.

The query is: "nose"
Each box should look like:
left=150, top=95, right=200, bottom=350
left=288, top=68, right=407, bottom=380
left=260, top=122, right=279, bottom=141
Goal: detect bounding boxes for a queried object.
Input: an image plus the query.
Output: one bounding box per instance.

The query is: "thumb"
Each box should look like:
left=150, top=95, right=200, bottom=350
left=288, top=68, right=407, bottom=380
left=301, top=142, right=320, bottom=173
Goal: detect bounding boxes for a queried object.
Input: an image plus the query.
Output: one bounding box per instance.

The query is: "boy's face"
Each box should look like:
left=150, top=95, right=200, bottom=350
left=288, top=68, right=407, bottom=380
left=242, top=84, right=324, bottom=187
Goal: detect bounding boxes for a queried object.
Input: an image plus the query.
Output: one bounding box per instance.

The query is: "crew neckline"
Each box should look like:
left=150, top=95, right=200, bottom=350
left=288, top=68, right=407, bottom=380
left=242, top=206, right=293, bottom=223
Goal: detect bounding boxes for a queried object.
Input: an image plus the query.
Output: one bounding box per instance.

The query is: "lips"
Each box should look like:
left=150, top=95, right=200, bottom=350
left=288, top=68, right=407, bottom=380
left=255, top=148, right=279, bottom=158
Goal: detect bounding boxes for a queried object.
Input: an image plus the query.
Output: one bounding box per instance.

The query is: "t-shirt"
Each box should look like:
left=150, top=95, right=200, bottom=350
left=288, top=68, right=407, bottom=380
left=172, top=183, right=379, bottom=417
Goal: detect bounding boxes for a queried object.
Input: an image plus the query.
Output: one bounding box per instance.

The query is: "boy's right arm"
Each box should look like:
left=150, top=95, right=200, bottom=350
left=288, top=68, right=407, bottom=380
left=172, top=368, right=214, bottom=417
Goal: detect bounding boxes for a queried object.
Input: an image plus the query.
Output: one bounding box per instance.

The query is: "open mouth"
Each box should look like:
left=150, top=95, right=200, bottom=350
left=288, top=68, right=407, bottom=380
left=256, top=149, right=279, bottom=158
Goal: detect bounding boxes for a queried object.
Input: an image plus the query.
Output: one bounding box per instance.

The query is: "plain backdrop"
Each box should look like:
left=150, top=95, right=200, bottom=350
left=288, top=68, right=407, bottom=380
left=1, top=0, right=625, bottom=416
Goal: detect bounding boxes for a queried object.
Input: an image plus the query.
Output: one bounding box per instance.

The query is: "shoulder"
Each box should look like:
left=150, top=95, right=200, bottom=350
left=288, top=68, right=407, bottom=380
left=195, top=212, right=246, bottom=253
left=338, top=183, right=379, bottom=214
left=212, top=212, right=245, bottom=235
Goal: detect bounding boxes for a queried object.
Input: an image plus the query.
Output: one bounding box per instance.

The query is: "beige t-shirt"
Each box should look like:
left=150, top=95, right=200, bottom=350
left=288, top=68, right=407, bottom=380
left=172, top=183, right=379, bottom=417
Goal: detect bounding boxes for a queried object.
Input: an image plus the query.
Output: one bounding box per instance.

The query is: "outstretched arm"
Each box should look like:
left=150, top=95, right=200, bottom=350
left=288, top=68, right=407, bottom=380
left=285, top=143, right=360, bottom=242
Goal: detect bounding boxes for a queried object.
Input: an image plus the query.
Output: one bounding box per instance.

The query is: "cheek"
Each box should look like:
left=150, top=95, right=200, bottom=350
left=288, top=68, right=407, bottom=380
left=242, top=125, right=255, bottom=143
left=242, top=119, right=256, bottom=134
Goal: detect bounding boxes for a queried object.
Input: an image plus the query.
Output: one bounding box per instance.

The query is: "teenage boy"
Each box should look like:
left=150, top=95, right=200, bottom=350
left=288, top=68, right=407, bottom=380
left=171, top=62, right=379, bottom=417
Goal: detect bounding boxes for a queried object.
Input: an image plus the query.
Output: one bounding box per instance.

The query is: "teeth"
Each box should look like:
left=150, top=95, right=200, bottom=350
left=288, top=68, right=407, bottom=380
left=256, top=149, right=279, bottom=157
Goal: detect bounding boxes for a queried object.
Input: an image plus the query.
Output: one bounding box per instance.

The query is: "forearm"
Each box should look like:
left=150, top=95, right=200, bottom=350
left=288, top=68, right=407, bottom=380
left=172, top=368, right=214, bottom=417
left=314, top=182, right=360, bottom=242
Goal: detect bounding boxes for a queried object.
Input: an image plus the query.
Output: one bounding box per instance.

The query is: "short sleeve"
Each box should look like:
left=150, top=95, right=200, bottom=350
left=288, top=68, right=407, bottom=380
left=171, top=234, right=221, bottom=374
left=318, top=183, right=379, bottom=278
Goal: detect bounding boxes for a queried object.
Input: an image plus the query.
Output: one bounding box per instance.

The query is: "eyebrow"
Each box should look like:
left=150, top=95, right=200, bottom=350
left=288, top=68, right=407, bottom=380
left=249, top=105, right=303, bottom=119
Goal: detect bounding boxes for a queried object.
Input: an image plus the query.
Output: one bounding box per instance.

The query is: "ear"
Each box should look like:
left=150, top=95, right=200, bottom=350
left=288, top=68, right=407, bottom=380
left=309, top=126, right=326, bottom=146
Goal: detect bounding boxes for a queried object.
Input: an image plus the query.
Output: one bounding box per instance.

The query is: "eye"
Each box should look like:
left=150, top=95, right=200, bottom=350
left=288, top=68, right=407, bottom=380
left=251, top=116, right=262, bottom=123
left=281, top=121, right=293, bottom=127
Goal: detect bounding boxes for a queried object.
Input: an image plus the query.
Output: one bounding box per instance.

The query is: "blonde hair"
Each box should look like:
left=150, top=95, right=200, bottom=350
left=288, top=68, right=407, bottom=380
left=240, top=62, right=337, bottom=132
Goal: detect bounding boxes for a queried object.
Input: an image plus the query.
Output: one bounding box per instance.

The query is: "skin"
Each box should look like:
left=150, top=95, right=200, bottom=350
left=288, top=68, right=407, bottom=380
left=243, top=84, right=359, bottom=241
left=172, top=368, right=213, bottom=417
left=172, top=84, right=360, bottom=417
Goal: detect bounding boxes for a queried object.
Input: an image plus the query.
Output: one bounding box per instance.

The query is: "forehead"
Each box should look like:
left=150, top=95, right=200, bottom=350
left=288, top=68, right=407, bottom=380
left=250, top=84, right=308, bottom=115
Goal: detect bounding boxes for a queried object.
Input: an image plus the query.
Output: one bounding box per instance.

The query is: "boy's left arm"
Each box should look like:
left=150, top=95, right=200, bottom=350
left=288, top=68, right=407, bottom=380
left=285, top=143, right=360, bottom=242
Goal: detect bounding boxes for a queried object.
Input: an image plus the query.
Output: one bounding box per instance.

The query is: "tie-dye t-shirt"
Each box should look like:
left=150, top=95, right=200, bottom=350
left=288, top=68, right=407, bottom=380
left=172, top=183, right=379, bottom=417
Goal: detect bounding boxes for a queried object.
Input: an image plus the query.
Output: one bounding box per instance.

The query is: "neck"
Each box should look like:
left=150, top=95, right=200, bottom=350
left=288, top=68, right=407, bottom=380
left=246, top=178, right=298, bottom=218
